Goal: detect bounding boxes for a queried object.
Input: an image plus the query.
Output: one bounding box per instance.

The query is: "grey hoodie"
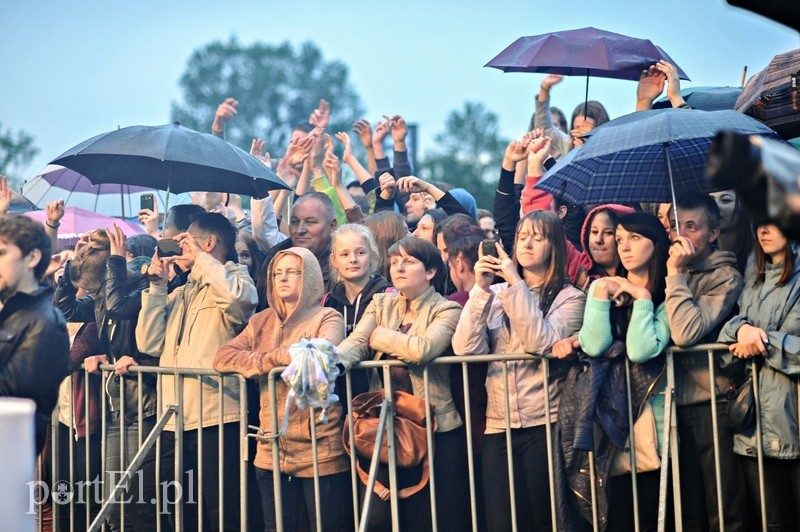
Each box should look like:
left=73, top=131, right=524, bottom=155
left=665, top=249, right=744, bottom=405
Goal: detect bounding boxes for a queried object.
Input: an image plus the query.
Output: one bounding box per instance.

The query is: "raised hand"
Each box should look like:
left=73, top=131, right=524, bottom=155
left=540, top=74, right=563, bottom=91
left=0, top=175, right=12, bottom=216
left=503, top=140, right=529, bottom=169
left=636, top=65, right=666, bottom=110
left=378, top=172, right=397, bottom=201
left=322, top=152, right=342, bottom=187
left=666, top=236, right=696, bottom=274
left=309, top=99, right=331, bottom=130
left=352, top=119, right=373, bottom=148
left=656, top=60, right=686, bottom=108
left=335, top=131, right=354, bottom=162
left=250, top=138, right=272, bottom=167
left=105, top=224, right=127, bottom=257
left=372, top=120, right=390, bottom=145
left=212, top=97, right=238, bottom=134
left=396, top=175, right=431, bottom=195
left=475, top=243, right=501, bottom=291
left=46, top=198, right=66, bottom=227
left=527, top=136, right=552, bottom=172
left=138, top=196, right=160, bottom=238
left=385, top=115, right=409, bottom=145
left=493, top=241, right=522, bottom=285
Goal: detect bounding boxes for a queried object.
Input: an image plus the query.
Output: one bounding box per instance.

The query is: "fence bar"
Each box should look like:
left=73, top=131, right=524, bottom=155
left=502, top=360, right=518, bottom=532
left=218, top=376, right=225, bottom=532
left=542, top=358, right=558, bottom=531
left=659, top=350, right=679, bottom=532
left=174, top=375, right=184, bottom=532
left=268, top=368, right=283, bottom=532
left=310, top=406, right=323, bottom=532
left=238, top=376, right=249, bottom=531
left=87, top=406, right=177, bottom=532
left=345, top=370, right=360, bottom=530
left=85, top=370, right=92, bottom=531
left=383, top=365, right=400, bottom=532
left=751, top=363, right=767, bottom=531
left=624, top=358, right=641, bottom=532
left=119, top=373, right=127, bottom=531
left=155, top=373, right=162, bottom=532
left=461, top=361, right=478, bottom=532
left=707, top=349, right=725, bottom=532
left=423, top=366, right=438, bottom=531
left=588, top=451, right=599, bottom=531
left=358, top=399, right=390, bottom=532
left=68, top=375, right=75, bottom=532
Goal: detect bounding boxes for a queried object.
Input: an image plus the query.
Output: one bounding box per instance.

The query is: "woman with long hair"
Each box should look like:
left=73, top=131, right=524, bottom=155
left=709, top=189, right=755, bottom=275
left=718, top=224, right=800, bottom=530
left=577, top=212, right=671, bottom=531
left=214, top=248, right=348, bottom=532
left=364, top=210, right=409, bottom=280
left=337, top=236, right=466, bottom=531
left=452, top=210, right=586, bottom=532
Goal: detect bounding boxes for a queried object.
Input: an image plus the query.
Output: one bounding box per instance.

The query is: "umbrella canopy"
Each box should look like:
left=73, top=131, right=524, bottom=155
left=536, top=109, right=781, bottom=205
left=22, top=165, right=185, bottom=218
left=735, top=48, right=800, bottom=139
left=24, top=206, right=146, bottom=248
left=653, top=86, right=742, bottom=111
left=51, top=122, right=289, bottom=199
left=485, top=27, right=690, bottom=81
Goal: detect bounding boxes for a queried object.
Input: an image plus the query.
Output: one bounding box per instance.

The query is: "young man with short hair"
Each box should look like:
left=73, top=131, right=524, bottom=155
left=0, top=215, right=69, bottom=454
left=665, top=195, right=748, bottom=531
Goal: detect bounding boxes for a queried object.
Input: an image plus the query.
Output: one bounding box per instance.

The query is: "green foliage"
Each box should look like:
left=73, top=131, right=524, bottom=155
left=171, top=37, right=365, bottom=154
left=0, top=122, right=39, bottom=185
left=419, top=102, right=508, bottom=209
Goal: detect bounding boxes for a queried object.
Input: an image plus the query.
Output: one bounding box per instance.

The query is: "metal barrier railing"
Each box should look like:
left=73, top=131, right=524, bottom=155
left=38, top=344, right=791, bottom=531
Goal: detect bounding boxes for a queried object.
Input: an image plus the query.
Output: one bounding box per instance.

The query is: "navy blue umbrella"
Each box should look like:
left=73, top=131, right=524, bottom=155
left=51, top=122, right=288, bottom=201
left=652, top=86, right=742, bottom=111
left=535, top=109, right=781, bottom=206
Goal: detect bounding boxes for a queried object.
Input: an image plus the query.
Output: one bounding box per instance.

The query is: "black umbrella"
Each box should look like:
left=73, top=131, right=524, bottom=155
left=51, top=122, right=288, bottom=201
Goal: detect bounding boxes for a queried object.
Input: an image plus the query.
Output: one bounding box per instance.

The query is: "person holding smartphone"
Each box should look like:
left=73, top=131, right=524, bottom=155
left=452, top=210, right=586, bottom=532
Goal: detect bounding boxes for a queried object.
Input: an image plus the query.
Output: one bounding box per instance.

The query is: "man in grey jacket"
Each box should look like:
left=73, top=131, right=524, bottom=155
left=665, top=195, right=748, bottom=531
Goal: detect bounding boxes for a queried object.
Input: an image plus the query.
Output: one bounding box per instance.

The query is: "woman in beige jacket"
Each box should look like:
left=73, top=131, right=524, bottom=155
left=214, top=247, right=346, bottom=532
left=452, top=210, right=586, bottom=532
left=337, top=236, right=467, bottom=531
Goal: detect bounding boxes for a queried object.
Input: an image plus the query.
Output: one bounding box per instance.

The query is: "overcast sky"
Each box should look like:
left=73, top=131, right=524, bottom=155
left=2, top=0, right=798, bottom=183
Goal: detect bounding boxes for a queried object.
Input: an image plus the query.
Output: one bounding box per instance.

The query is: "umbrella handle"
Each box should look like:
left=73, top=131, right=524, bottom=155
left=665, top=143, right=680, bottom=237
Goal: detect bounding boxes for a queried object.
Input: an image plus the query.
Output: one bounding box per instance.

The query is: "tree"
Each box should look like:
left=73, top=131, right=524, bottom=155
left=0, top=122, right=39, bottom=185
left=171, top=37, right=365, bottom=154
left=419, top=102, right=508, bottom=209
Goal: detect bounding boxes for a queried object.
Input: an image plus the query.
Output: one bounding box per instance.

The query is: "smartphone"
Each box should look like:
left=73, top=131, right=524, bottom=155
left=156, top=238, right=182, bottom=258
left=481, top=238, right=498, bottom=258
left=140, top=193, right=155, bottom=212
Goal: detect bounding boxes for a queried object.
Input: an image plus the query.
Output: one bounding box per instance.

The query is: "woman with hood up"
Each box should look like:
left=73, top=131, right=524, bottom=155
left=214, top=247, right=348, bottom=532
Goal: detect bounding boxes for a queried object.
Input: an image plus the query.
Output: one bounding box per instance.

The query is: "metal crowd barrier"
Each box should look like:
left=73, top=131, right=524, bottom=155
left=38, top=344, right=789, bottom=531
left=39, top=365, right=249, bottom=532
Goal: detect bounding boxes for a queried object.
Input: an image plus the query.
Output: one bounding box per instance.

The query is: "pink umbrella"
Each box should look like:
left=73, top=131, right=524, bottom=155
left=24, top=206, right=146, bottom=248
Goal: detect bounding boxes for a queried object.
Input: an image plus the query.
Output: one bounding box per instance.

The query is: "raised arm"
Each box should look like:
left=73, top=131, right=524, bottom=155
left=211, top=97, right=238, bottom=139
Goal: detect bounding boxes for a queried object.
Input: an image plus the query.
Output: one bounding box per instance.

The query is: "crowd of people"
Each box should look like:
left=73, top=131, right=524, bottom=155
left=0, top=60, right=798, bottom=532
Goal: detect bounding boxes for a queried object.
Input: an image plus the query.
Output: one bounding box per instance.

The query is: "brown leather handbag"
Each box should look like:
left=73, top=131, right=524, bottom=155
left=343, top=390, right=437, bottom=500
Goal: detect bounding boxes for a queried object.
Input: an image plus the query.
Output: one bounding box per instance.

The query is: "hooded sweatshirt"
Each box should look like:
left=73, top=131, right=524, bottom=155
left=214, top=247, right=347, bottom=476
left=324, top=275, right=392, bottom=338
left=666, top=249, right=744, bottom=405
left=579, top=204, right=637, bottom=282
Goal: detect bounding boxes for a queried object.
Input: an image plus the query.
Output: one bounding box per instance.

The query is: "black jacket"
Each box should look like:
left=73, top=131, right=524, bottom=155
left=323, top=275, right=391, bottom=336
left=555, top=341, right=664, bottom=530
left=0, top=285, right=69, bottom=454
left=55, top=256, right=157, bottom=421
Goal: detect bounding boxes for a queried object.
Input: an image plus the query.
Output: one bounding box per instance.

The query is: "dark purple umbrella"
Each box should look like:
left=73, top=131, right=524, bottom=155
left=735, top=48, right=800, bottom=140
left=485, top=27, right=689, bottom=81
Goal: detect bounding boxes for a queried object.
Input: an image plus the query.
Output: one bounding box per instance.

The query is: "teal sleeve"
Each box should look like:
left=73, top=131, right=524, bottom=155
left=578, top=281, right=613, bottom=357
left=311, top=175, right=347, bottom=225
left=627, top=301, right=671, bottom=363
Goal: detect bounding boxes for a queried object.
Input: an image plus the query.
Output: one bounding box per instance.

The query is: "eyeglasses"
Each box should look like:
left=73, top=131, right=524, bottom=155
left=272, top=268, right=303, bottom=279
